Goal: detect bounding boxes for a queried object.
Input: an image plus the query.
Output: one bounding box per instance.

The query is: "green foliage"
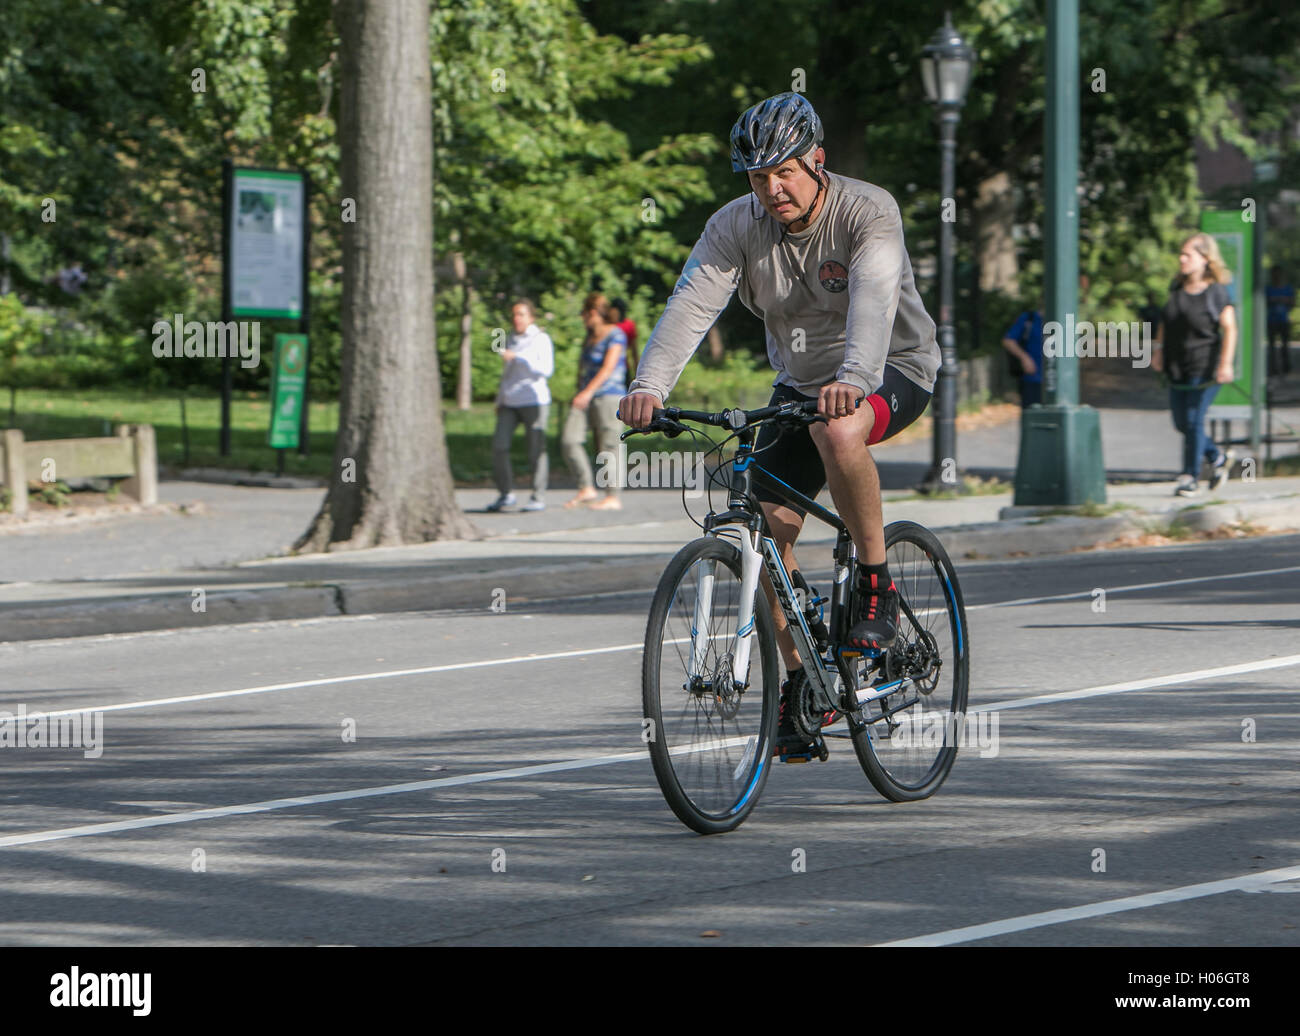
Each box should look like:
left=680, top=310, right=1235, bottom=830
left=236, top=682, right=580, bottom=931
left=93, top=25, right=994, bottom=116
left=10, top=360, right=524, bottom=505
left=3, top=0, right=1300, bottom=407
left=432, top=0, right=717, bottom=398
left=0, top=294, right=55, bottom=389
left=37, top=480, right=71, bottom=507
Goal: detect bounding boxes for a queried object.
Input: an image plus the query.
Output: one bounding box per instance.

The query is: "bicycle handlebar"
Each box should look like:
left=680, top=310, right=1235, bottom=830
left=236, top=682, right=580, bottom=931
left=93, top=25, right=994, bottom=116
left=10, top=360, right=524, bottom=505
left=620, top=396, right=863, bottom=440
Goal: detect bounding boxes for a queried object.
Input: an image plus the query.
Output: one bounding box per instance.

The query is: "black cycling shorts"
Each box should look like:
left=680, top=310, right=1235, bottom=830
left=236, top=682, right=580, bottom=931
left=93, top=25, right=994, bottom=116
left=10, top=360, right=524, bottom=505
left=751, top=365, right=931, bottom=517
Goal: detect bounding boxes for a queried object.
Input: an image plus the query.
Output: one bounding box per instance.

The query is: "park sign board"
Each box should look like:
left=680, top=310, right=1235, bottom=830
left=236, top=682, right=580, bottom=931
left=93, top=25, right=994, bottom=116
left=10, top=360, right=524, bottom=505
left=268, top=334, right=309, bottom=449
left=1199, top=209, right=1259, bottom=433
left=229, top=168, right=305, bottom=319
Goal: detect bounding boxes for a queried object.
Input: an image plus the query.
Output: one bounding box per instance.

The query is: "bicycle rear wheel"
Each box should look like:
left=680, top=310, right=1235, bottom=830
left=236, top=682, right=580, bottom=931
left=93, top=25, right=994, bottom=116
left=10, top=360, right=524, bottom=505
left=643, top=536, right=779, bottom=834
left=849, top=520, right=970, bottom=802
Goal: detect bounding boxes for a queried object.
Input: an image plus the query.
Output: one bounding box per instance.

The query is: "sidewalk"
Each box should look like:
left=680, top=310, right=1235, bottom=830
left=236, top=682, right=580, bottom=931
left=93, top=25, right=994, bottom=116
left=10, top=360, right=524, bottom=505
left=4, top=351, right=1298, bottom=641
left=1, top=465, right=1296, bottom=642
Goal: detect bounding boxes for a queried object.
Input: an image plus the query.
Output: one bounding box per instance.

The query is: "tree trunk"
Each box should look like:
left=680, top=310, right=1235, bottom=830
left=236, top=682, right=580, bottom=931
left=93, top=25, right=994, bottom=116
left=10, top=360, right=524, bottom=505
left=452, top=249, right=473, bottom=410
left=815, top=0, right=870, bottom=180
left=298, top=0, right=477, bottom=551
left=974, top=171, right=1019, bottom=296
left=707, top=324, right=724, bottom=365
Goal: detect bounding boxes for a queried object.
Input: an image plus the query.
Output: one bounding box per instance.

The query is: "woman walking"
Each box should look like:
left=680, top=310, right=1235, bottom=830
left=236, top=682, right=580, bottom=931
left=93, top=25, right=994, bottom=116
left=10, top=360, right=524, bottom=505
left=562, top=293, right=628, bottom=510
left=1152, top=233, right=1237, bottom=497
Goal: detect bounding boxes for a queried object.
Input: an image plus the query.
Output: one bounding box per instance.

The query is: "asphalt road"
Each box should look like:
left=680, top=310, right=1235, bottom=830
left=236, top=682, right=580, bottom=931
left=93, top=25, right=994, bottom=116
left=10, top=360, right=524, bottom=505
left=1, top=534, right=1297, bottom=946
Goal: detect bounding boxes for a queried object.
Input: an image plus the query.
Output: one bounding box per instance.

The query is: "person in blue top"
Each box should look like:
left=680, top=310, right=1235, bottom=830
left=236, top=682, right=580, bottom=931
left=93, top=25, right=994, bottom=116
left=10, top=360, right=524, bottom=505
left=1001, top=304, right=1044, bottom=407
left=1266, top=267, right=1294, bottom=377
left=562, top=292, right=628, bottom=510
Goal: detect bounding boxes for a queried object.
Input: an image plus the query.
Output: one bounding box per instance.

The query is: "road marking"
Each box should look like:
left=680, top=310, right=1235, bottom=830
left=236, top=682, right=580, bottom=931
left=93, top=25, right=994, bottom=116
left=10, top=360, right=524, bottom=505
left=0, top=749, right=649, bottom=848
left=967, top=563, right=1300, bottom=611
left=3, top=653, right=1298, bottom=849
left=461, top=562, right=1300, bottom=616
left=967, top=653, right=1300, bottom=714
left=0, top=642, right=647, bottom=719
left=874, top=863, right=1300, bottom=946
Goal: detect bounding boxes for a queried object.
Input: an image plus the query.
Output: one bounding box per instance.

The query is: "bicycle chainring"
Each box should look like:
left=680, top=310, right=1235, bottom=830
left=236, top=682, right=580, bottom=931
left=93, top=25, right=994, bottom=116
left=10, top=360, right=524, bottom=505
left=787, top=670, right=825, bottom=741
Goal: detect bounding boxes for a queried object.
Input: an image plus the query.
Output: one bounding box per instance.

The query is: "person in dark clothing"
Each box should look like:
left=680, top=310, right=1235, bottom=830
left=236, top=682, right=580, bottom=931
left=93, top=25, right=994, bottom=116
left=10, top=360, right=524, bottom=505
left=1266, top=267, right=1294, bottom=376
left=1152, top=233, right=1238, bottom=496
left=1001, top=306, right=1044, bottom=407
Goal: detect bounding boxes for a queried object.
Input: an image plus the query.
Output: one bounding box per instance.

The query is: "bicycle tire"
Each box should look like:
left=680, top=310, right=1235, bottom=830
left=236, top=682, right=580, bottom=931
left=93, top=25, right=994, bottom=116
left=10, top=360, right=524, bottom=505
left=642, top=536, right=780, bottom=834
left=849, top=520, right=970, bottom=802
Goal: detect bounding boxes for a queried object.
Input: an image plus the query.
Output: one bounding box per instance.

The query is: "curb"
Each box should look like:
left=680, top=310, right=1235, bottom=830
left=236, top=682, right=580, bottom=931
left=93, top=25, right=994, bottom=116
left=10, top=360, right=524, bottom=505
left=1, top=586, right=341, bottom=642
left=161, top=467, right=326, bottom=490
left=3, top=503, right=1296, bottom=643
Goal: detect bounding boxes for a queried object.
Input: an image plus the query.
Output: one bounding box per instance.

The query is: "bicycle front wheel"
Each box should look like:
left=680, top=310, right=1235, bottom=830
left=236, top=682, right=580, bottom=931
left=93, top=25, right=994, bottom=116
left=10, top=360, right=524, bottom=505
left=850, top=520, right=970, bottom=802
left=642, top=536, right=779, bottom=834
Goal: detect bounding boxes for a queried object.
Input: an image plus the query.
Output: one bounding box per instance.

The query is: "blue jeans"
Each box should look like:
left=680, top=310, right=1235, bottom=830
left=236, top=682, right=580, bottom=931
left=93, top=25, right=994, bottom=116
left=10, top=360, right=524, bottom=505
left=1168, top=383, right=1221, bottom=479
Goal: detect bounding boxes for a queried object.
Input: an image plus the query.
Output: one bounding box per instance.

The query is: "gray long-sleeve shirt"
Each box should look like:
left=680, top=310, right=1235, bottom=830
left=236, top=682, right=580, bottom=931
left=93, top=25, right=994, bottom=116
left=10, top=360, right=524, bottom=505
left=629, top=172, right=939, bottom=402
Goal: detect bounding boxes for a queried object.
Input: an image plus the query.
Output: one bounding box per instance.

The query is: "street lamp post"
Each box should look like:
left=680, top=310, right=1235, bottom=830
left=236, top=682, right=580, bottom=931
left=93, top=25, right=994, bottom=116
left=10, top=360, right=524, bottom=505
left=1011, top=0, right=1106, bottom=506
left=919, top=14, right=974, bottom=494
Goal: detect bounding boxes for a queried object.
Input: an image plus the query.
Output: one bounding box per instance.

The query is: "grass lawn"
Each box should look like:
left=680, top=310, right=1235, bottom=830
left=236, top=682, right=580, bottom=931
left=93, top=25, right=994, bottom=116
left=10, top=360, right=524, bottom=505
left=8, top=388, right=340, bottom=479
left=8, top=366, right=1017, bottom=489
left=6, top=386, right=757, bottom=487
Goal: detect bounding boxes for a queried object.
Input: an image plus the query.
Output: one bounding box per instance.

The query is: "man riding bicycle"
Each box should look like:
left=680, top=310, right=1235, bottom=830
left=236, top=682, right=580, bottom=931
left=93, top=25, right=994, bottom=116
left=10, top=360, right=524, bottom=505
left=619, top=92, right=941, bottom=757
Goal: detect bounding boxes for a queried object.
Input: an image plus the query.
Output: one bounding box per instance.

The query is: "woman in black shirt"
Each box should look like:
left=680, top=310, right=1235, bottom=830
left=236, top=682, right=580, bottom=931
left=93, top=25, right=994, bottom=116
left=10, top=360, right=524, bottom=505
left=1152, top=233, right=1238, bottom=496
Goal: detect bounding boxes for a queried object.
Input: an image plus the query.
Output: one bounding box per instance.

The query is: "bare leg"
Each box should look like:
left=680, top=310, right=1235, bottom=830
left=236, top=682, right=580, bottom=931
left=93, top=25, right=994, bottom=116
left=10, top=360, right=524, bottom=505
left=809, top=407, right=885, bottom=566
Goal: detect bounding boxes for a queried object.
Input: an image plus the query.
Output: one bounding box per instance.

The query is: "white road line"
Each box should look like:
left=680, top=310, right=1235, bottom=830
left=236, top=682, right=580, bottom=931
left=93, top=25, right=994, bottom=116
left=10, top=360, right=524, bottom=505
left=3, top=653, right=1299, bottom=850
left=1, top=642, right=646, bottom=719
left=874, top=863, right=1300, bottom=946
left=489, top=562, right=1300, bottom=615
left=967, top=653, right=1300, bottom=714
left=967, top=563, right=1300, bottom=611
left=0, top=749, right=649, bottom=848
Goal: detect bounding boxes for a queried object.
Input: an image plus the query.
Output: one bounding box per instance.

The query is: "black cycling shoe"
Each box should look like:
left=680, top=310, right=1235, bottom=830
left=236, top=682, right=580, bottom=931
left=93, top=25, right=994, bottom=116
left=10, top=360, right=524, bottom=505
left=845, top=578, right=900, bottom=653
left=773, top=676, right=831, bottom=762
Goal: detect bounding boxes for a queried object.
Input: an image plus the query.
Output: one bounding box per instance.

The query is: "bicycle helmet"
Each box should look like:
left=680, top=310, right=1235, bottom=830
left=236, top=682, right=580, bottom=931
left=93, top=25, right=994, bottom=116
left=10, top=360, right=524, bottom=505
left=729, top=92, right=824, bottom=172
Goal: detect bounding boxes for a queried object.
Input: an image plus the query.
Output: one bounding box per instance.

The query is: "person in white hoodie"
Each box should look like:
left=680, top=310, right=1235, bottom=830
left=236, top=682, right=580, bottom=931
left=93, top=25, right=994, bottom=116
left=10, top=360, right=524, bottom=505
left=488, top=299, right=555, bottom=512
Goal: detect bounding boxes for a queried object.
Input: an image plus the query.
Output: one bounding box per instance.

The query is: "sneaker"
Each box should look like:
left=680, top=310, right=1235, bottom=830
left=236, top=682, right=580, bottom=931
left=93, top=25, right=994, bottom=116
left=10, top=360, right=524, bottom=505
left=1209, top=449, right=1234, bottom=491
left=773, top=677, right=819, bottom=759
left=485, top=493, right=517, bottom=512
left=1174, top=475, right=1199, bottom=497
left=520, top=496, right=546, bottom=512
left=845, top=576, right=899, bottom=652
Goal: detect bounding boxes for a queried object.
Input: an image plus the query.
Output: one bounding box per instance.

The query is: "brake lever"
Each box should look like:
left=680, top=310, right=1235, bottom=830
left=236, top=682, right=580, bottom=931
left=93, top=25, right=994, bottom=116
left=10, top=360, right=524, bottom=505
left=621, top=419, right=686, bottom=441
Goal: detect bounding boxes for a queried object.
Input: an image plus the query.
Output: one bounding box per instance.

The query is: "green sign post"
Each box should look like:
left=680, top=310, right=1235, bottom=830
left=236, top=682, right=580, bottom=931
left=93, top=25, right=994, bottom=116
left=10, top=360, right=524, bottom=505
left=269, top=333, right=309, bottom=451
left=1199, top=209, right=1260, bottom=452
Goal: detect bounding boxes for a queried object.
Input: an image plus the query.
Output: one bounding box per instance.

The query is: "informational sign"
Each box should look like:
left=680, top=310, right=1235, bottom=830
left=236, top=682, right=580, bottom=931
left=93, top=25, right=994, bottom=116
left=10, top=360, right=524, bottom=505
left=230, top=169, right=305, bottom=319
left=268, top=333, right=309, bottom=449
left=1200, top=210, right=1257, bottom=427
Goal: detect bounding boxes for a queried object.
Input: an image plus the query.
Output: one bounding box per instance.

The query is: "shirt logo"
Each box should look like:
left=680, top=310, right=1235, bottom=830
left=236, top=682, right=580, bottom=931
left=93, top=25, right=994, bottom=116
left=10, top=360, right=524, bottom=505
left=818, top=260, right=849, bottom=293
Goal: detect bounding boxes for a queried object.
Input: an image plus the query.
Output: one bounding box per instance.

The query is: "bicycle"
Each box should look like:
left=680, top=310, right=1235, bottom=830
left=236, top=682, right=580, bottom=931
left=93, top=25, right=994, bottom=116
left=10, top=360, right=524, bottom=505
left=629, top=398, right=970, bottom=835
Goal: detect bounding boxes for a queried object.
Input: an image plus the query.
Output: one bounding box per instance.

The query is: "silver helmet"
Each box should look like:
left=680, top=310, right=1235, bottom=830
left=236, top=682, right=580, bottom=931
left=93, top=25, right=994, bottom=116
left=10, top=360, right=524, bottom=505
left=729, top=92, right=824, bottom=173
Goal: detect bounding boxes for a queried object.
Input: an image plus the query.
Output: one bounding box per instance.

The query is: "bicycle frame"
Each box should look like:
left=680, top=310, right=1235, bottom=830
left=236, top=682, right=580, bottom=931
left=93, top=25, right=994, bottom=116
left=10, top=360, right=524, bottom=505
left=694, top=422, right=871, bottom=714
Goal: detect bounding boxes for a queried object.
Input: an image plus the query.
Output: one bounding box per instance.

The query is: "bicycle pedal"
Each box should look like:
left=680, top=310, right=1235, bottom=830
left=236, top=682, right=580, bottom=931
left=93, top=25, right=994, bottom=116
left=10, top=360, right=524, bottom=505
left=780, top=741, right=830, bottom=764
